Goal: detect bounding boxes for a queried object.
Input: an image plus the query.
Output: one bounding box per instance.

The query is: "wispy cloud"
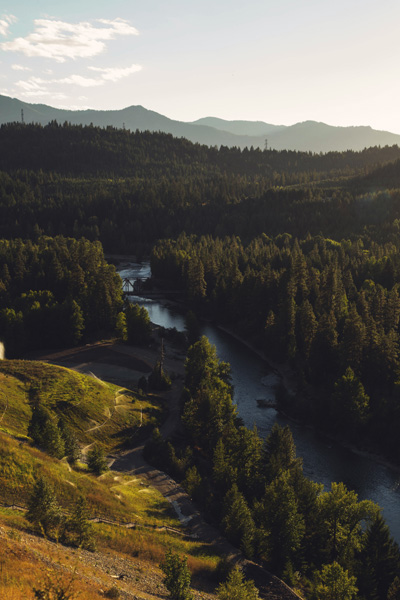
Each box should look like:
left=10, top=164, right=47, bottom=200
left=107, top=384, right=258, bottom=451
left=11, top=64, right=32, bottom=71
left=58, top=74, right=104, bottom=87
left=14, top=62, right=142, bottom=98
left=0, top=14, right=17, bottom=37
left=1, top=17, right=139, bottom=62
left=15, top=76, right=48, bottom=93
left=88, top=64, right=142, bottom=82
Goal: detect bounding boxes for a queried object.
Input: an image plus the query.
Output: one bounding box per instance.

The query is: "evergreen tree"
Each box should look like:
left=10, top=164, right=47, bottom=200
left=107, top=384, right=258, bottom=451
left=182, top=466, right=202, bottom=502
left=160, top=549, right=193, bottom=600
left=221, top=484, right=255, bottom=559
left=125, top=303, right=151, bottom=345
left=28, top=403, right=65, bottom=459
left=356, top=513, right=400, bottom=600
left=212, top=438, right=237, bottom=495
left=115, top=310, right=127, bottom=341
left=332, top=367, right=370, bottom=433
left=87, top=444, right=108, bottom=476
left=58, top=419, right=81, bottom=464
left=217, top=567, right=260, bottom=600
left=255, top=470, right=305, bottom=573
left=263, top=423, right=300, bottom=482
left=62, top=495, right=95, bottom=551
left=313, top=562, right=358, bottom=600
left=26, top=476, right=62, bottom=536
left=314, top=482, right=378, bottom=565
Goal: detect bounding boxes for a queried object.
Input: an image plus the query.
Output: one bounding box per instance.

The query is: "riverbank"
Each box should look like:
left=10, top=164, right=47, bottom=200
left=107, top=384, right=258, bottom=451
left=215, top=323, right=400, bottom=476
left=139, top=287, right=400, bottom=475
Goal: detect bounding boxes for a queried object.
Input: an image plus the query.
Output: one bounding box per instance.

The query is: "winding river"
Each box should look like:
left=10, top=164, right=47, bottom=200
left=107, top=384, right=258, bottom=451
left=118, top=261, right=400, bottom=543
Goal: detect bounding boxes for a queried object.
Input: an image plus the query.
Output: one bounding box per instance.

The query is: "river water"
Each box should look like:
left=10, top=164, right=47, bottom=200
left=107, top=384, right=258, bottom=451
left=118, top=261, right=400, bottom=542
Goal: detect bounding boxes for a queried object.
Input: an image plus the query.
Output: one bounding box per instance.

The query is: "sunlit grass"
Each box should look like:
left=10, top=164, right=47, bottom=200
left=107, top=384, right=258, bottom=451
left=0, top=359, right=162, bottom=451
left=0, top=359, right=219, bottom=597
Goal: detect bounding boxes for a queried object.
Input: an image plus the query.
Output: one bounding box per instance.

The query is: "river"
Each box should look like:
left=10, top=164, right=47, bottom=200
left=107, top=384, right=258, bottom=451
left=118, top=260, right=400, bottom=543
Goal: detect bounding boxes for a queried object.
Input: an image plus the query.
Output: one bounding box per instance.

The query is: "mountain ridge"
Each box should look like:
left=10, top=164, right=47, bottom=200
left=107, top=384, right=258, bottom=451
left=1, top=94, right=400, bottom=152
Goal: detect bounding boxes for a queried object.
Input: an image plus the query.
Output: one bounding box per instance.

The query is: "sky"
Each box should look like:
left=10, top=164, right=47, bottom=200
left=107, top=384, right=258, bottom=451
left=1, top=0, right=400, bottom=132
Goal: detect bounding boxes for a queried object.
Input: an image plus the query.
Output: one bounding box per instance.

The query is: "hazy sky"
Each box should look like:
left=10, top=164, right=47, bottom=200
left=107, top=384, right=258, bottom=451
left=1, top=0, right=400, bottom=132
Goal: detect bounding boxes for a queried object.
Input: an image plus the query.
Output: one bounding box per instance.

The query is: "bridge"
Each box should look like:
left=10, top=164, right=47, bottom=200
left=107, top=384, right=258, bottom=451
left=122, top=277, right=145, bottom=295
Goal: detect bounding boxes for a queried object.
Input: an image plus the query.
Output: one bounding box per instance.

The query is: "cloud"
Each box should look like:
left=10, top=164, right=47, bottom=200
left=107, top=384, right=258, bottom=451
left=0, top=14, right=17, bottom=37
left=0, top=17, right=139, bottom=62
left=58, top=74, right=104, bottom=87
left=13, top=61, right=141, bottom=98
left=88, top=64, right=142, bottom=82
left=15, top=76, right=47, bottom=93
left=11, top=64, right=32, bottom=71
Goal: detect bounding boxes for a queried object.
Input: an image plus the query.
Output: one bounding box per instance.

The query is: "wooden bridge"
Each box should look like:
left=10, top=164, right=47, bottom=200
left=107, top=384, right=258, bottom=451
left=122, top=277, right=145, bottom=295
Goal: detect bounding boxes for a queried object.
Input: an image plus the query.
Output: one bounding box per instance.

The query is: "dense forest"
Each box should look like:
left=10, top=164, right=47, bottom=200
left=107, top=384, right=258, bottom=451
left=145, top=336, right=400, bottom=599
left=0, top=236, right=123, bottom=355
left=2, top=123, right=400, bottom=254
left=2, top=122, right=400, bottom=597
left=150, top=231, right=400, bottom=460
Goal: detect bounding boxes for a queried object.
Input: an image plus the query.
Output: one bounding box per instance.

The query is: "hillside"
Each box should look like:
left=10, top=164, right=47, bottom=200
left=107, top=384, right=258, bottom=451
left=0, top=359, right=162, bottom=450
left=0, top=348, right=304, bottom=600
left=0, top=358, right=220, bottom=600
left=2, top=94, right=400, bottom=152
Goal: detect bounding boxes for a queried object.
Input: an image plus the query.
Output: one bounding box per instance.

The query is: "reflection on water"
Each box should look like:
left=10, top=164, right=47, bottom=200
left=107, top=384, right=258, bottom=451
left=118, top=261, right=400, bottom=543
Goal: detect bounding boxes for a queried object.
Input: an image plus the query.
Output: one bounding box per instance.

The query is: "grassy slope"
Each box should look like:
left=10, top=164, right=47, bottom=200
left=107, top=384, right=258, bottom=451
left=0, top=359, right=162, bottom=449
left=0, top=360, right=219, bottom=600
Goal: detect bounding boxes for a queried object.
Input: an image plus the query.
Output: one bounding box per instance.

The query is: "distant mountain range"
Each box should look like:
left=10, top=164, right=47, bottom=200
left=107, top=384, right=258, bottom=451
left=1, top=94, right=400, bottom=153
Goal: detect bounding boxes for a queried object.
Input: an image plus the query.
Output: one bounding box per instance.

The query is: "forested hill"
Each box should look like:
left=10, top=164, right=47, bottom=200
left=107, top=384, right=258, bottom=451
left=1, top=123, right=400, bottom=252
left=1, top=122, right=400, bottom=178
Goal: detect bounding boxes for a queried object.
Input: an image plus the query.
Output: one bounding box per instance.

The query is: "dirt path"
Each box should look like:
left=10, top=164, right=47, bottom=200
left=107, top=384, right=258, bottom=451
left=36, top=338, right=301, bottom=600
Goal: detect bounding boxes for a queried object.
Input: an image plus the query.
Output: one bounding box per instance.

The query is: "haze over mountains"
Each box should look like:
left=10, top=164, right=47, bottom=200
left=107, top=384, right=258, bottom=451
left=1, top=94, right=400, bottom=153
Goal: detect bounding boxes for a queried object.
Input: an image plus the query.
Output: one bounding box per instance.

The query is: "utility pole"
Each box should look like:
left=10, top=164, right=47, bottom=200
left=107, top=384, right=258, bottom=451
left=21, top=109, right=24, bottom=124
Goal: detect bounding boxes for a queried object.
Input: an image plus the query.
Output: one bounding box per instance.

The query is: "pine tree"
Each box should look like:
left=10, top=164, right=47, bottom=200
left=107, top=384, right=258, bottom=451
left=28, top=403, right=65, bottom=459
left=221, top=484, right=255, bottom=559
left=264, top=424, right=300, bottom=482
left=356, top=513, right=400, bottom=600
left=160, top=549, right=193, bottom=600
left=255, top=471, right=305, bottom=573
left=332, top=367, right=369, bottom=433
left=63, top=495, right=95, bottom=551
left=58, top=419, right=81, bottom=464
left=87, top=444, right=108, bottom=475
left=314, top=562, right=358, bottom=600
left=26, top=476, right=62, bottom=536
left=217, top=567, right=260, bottom=600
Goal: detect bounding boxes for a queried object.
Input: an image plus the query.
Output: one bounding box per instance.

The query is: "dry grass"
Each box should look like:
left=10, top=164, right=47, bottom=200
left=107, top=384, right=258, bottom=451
left=0, top=532, right=105, bottom=600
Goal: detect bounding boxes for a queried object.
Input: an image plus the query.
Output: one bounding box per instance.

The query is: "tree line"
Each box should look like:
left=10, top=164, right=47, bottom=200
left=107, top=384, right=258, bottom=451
left=151, top=232, right=400, bottom=461
left=1, top=124, right=400, bottom=255
left=0, top=236, right=123, bottom=355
